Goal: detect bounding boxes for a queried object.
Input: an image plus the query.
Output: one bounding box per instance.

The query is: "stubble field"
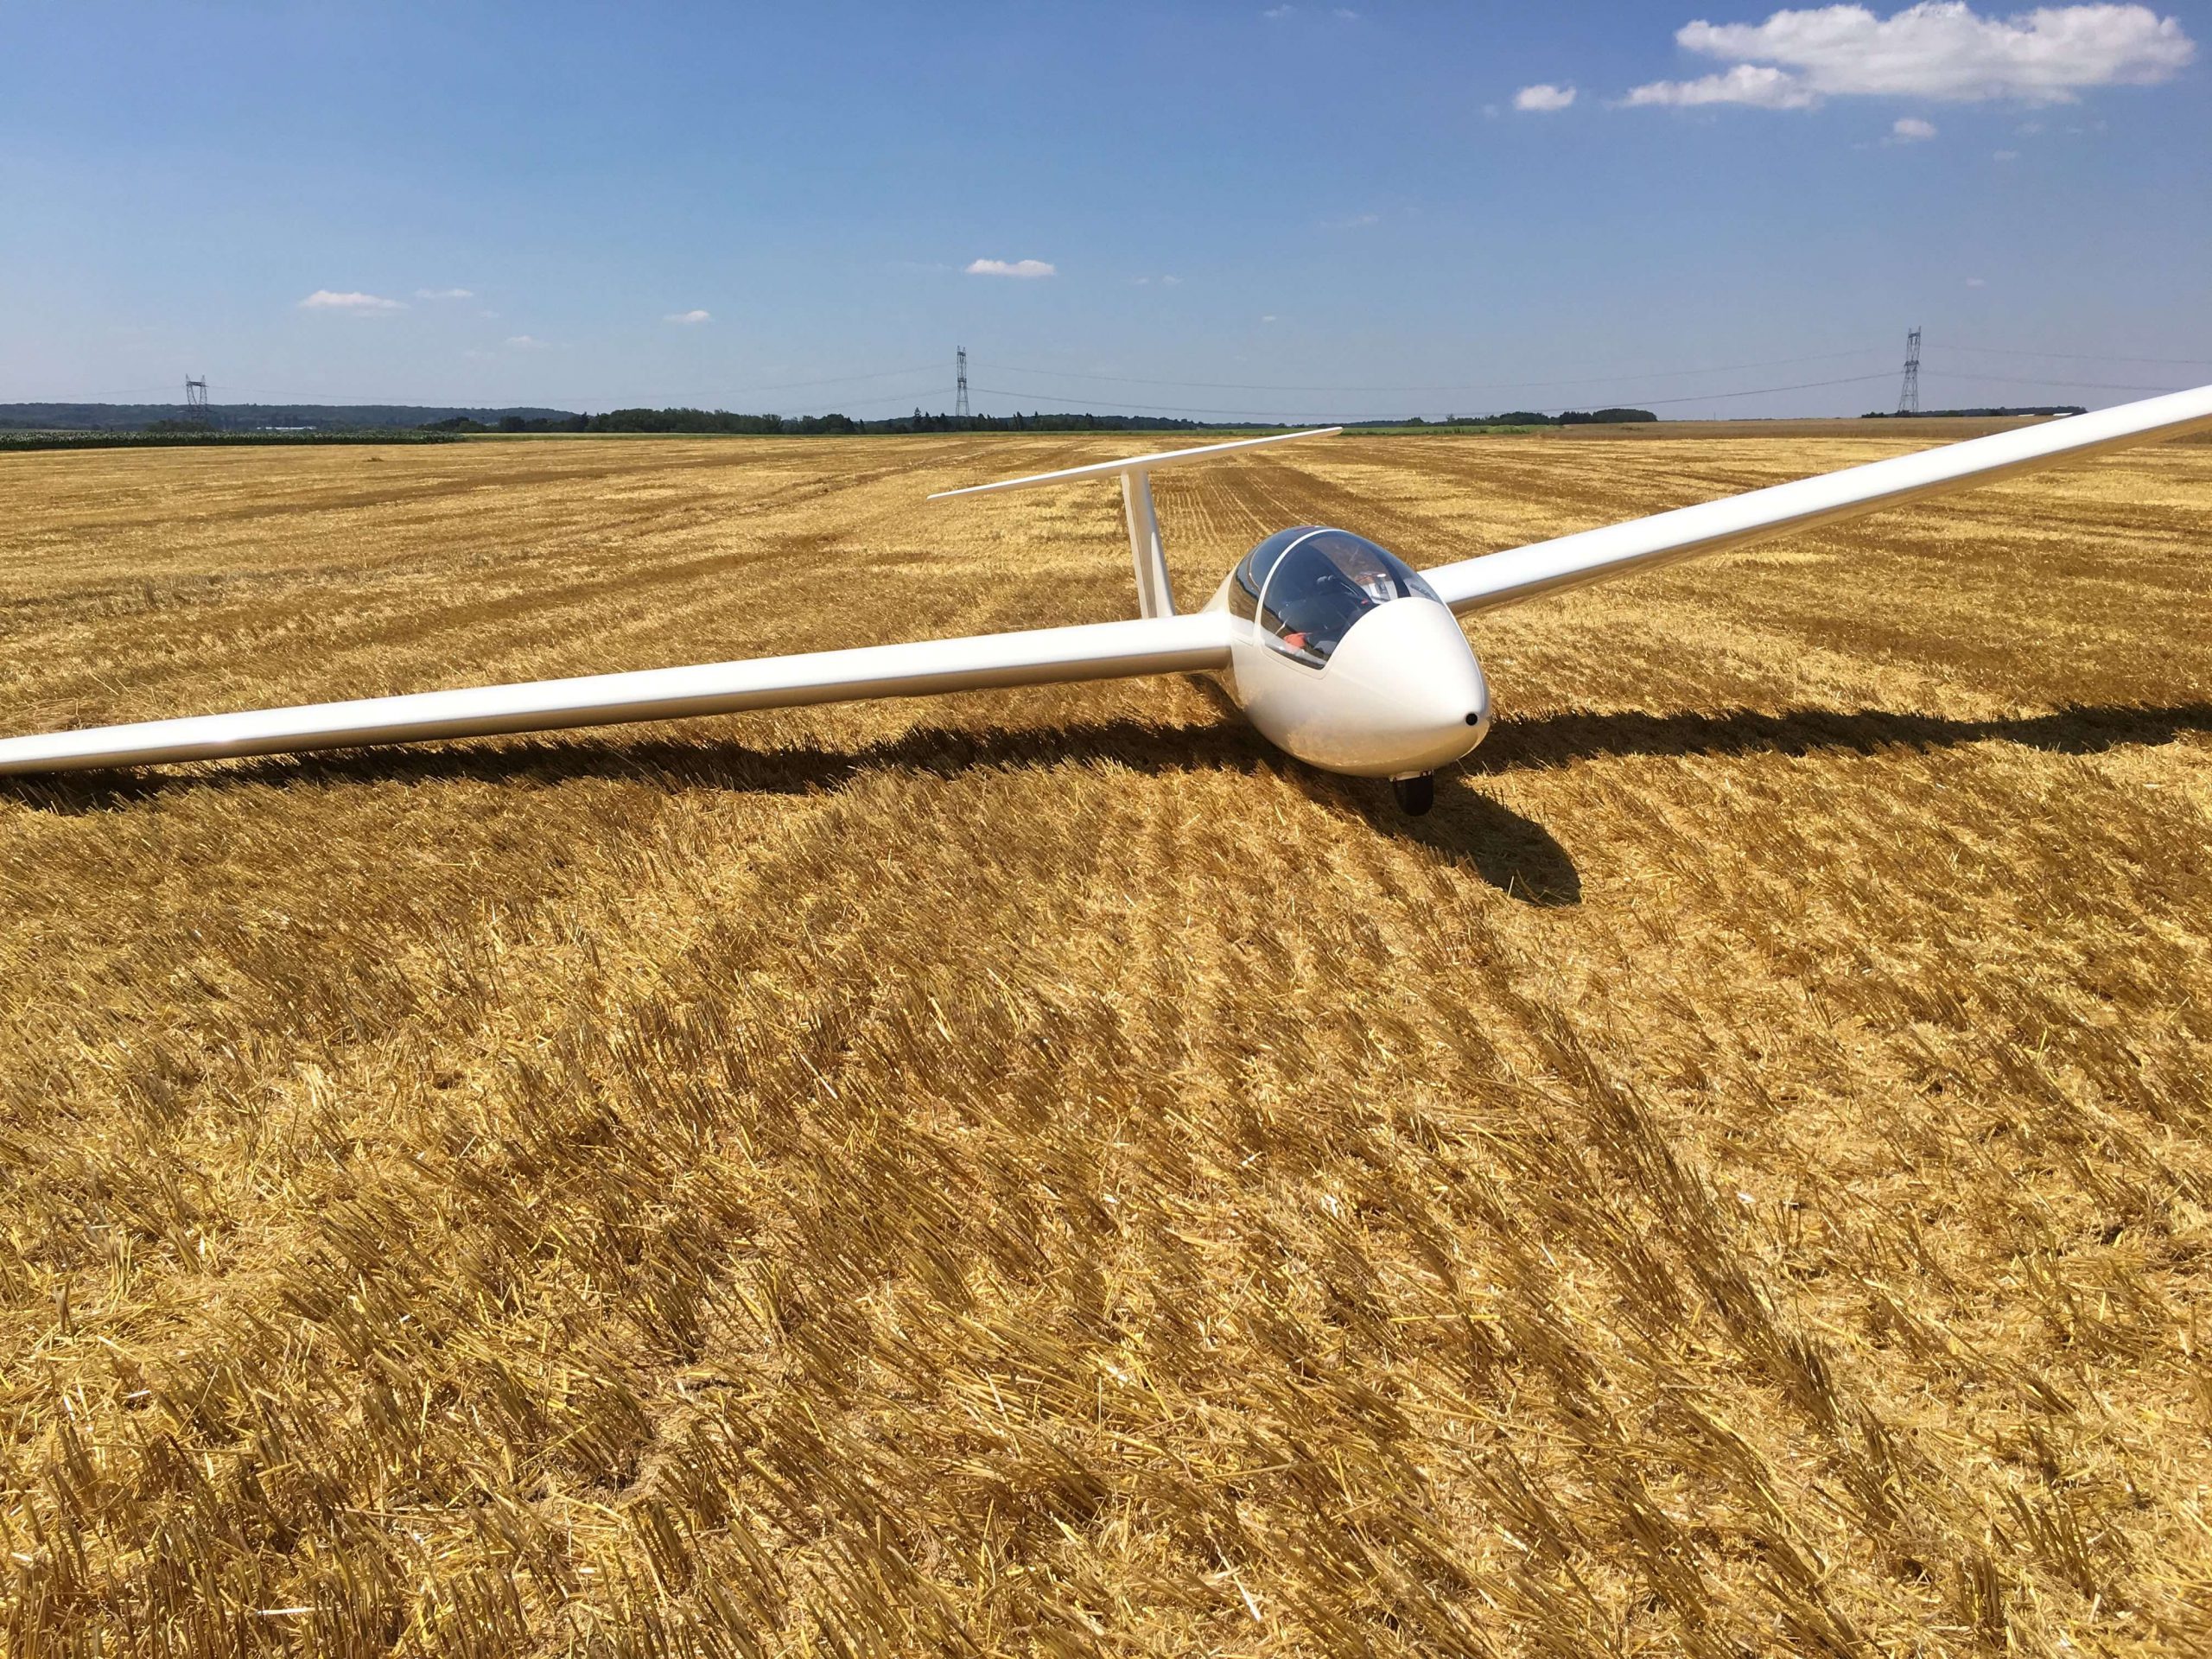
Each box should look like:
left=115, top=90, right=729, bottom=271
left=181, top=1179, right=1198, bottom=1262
left=2, top=428, right=2209, bottom=1656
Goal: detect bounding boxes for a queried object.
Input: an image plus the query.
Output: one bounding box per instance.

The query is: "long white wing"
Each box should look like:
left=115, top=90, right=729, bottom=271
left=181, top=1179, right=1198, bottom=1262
left=1422, top=384, right=2212, bottom=615
left=0, top=612, right=1232, bottom=776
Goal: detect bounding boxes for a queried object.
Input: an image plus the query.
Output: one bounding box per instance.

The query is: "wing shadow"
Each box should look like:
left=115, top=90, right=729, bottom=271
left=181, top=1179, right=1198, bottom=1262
left=6, top=700, right=2206, bottom=912
left=1475, top=702, right=2212, bottom=769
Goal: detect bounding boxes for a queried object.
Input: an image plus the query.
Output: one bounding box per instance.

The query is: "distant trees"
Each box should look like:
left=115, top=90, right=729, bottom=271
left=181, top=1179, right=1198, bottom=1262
left=1355, top=409, right=1659, bottom=429
left=12, top=399, right=1695, bottom=443
left=1556, top=407, right=1658, bottom=424
left=1860, top=405, right=2084, bottom=420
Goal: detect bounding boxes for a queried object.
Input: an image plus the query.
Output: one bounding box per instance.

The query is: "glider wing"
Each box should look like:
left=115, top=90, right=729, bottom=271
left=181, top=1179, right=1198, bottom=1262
left=0, top=610, right=1234, bottom=775
left=1421, top=383, right=2212, bottom=616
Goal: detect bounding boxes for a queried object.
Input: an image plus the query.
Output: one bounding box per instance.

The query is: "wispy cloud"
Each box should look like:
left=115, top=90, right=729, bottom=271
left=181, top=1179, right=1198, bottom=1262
left=1325, top=212, right=1382, bottom=228
left=1514, top=83, right=1577, bottom=112
left=1889, top=115, right=1939, bottom=141
left=1965, top=276, right=1987, bottom=286
left=415, top=287, right=474, bottom=301
left=965, top=257, right=1057, bottom=279
left=505, top=334, right=550, bottom=350
left=297, top=289, right=404, bottom=312
left=1624, top=63, right=1816, bottom=108
left=664, top=308, right=712, bottom=324
left=1993, top=147, right=2019, bottom=159
left=1623, top=4, right=2195, bottom=111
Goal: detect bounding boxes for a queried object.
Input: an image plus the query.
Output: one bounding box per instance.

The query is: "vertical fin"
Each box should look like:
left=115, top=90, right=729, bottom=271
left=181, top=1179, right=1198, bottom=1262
left=927, top=425, right=1343, bottom=621
left=1120, top=470, right=1175, bottom=618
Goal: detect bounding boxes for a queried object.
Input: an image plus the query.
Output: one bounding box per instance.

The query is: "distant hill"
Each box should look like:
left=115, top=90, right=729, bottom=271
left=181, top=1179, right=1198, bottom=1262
left=0, top=403, right=580, bottom=432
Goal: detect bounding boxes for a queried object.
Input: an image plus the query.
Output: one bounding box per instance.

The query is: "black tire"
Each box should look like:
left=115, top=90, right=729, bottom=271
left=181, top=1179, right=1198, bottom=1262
left=1392, top=773, right=1435, bottom=816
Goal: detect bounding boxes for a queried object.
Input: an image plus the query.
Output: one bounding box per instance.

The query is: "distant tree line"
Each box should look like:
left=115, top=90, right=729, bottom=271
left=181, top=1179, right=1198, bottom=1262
left=1363, top=408, right=1659, bottom=428
left=0, top=403, right=577, bottom=433
left=426, top=408, right=1241, bottom=435
left=2, top=427, right=461, bottom=453
left=1861, top=405, right=2084, bottom=419
left=6, top=401, right=1678, bottom=442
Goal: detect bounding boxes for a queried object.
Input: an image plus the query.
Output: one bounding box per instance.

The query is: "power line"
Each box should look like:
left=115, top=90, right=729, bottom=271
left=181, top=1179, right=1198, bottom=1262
left=1922, top=363, right=2187, bottom=395
left=971, top=346, right=1882, bottom=397
left=1938, top=342, right=2212, bottom=368
left=969, top=369, right=1899, bottom=422
left=37, top=340, right=2195, bottom=425
left=701, top=364, right=941, bottom=397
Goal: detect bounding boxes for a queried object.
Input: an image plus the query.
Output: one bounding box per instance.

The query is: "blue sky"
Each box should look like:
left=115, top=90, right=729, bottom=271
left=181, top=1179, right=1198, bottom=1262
left=3, top=2, right=2206, bottom=419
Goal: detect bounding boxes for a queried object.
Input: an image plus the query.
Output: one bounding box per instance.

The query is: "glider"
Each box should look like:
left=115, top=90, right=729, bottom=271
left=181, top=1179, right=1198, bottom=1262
left=3, top=383, right=2209, bottom=812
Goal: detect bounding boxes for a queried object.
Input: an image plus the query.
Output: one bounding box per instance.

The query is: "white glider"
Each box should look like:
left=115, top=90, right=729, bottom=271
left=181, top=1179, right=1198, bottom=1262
left=3, top=387, right=2209, bottom=812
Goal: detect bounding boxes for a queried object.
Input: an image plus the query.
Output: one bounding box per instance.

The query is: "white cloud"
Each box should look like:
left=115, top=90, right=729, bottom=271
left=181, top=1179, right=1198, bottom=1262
left=1891, top=114, right=1939, bottom=138
left=505, top=334, right=550, bottom=349
left=1993, top=146, right=2019, bottom=158
left=1965, top=275, right=1987, bottom=285
left=1162, top=275, right=1183, bottom=286
left=1515, top=82, right=1578, bottom=111
left=1262, top=314, right=1279, bottom=323
left=1262, top=4, right=1294, bottom=16
left=664, top=308, right=712, bottom=324
left=297, top=289, right=404, bottom=312
left=1623, top=62, right=1820, bottom=107
left=965, top=257, right=1057, bottom=279
left=1626, top=4, right=2193, bottom=111
left=415, top=287, right=474, bottom=300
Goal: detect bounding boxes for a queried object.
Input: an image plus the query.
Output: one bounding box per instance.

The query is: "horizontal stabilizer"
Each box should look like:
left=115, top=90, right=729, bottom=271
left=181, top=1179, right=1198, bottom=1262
left=929, top=426, right=1341, bottom=500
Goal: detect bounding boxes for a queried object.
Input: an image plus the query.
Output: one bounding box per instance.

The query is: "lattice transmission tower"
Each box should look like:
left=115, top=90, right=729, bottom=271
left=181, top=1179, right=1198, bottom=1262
left=185, top=376, right=213, bottom=428
left=1895, top=327, right=1921, bottom=416
left=955, top=346, right=969, bottom=420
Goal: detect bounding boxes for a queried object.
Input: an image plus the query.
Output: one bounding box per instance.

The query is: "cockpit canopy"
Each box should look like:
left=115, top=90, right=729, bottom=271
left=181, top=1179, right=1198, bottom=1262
left=1229, top=527, right=1442, bottom=665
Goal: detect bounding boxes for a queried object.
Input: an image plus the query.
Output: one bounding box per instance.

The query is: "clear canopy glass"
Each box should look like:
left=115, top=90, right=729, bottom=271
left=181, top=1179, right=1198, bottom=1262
left=1229, top=528, right=1440, bottom=665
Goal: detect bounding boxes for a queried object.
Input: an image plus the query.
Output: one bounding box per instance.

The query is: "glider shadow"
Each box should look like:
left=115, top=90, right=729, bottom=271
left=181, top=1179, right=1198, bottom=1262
left=1, top=717, right=1580, bottom=906
left=1475, top=700, right=2212, bottom=770
left=6, top=700, right=2207, bottom=912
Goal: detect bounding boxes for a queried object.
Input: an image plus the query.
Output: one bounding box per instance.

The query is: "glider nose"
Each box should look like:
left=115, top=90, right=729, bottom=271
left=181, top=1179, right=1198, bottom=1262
left=1309, top=597, right=1491, bottom=776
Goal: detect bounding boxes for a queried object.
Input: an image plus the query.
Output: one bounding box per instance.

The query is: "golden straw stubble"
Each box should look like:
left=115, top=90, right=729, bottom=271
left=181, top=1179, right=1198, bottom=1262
left=0, top=425, right=2208, bottom=1655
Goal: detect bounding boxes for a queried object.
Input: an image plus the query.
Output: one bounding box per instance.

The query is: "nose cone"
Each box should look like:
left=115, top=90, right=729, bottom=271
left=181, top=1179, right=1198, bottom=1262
left=1246, top=598, right=1491, bottom=778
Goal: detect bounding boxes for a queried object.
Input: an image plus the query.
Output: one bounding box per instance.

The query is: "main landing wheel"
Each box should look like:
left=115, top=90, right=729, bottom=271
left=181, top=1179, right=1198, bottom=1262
left=1391, top=772, right=1435, bottom=816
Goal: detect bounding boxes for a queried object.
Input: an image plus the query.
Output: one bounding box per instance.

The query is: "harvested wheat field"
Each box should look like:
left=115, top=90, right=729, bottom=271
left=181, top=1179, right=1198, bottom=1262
left=2, top=428, right=2209, bottom=1657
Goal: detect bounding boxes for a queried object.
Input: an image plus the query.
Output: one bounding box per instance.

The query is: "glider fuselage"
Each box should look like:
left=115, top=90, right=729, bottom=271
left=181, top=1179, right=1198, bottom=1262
left=1202, top=525, right=1491, bottom=780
